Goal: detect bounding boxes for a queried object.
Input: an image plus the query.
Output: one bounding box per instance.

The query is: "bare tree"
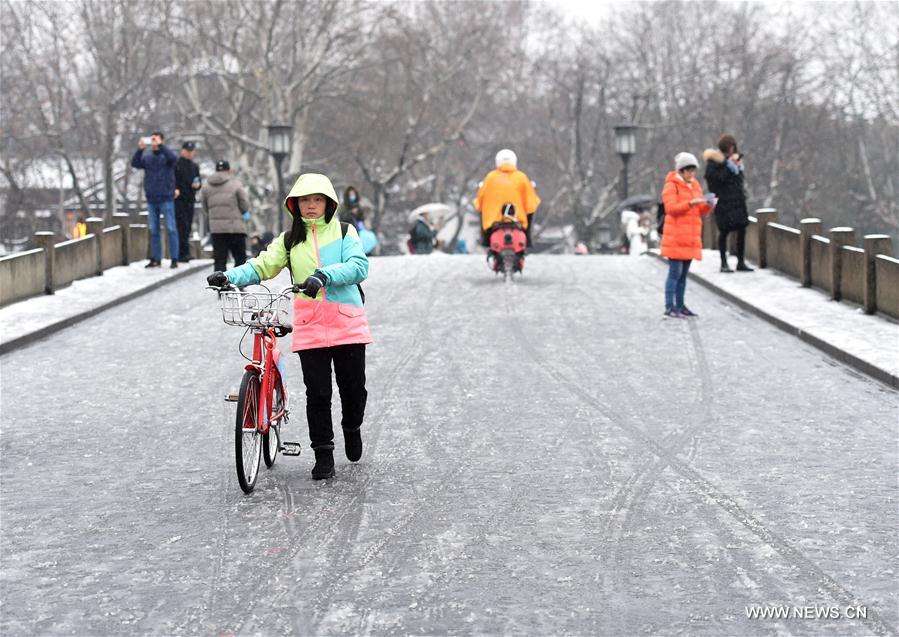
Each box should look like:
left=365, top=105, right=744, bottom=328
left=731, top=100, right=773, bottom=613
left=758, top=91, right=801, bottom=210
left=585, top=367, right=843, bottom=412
left=2, top=0, right=898, bottom=247
left=74, top=0, right=165, bottom=220
left=343, top=1, right=527, bottom=233
left=159, top=0, right=376, bottom=230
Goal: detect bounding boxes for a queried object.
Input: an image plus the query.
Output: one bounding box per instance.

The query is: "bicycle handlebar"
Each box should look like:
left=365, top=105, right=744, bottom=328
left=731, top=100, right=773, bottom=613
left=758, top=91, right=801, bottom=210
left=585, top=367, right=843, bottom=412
left=205, top=284, right=305, bottom=295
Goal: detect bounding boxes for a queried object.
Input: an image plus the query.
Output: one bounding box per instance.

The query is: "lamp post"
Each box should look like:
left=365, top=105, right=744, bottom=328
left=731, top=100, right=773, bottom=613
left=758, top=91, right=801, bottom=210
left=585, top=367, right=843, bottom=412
left=267, top=122, right=293, bottom=235
left=613, top=124, right=638, bottom=202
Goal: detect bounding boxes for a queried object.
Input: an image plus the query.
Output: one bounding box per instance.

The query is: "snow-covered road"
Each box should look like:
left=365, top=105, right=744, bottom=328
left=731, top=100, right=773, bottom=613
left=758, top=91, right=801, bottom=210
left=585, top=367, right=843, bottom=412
left=2, top=255, right=896, bottom=636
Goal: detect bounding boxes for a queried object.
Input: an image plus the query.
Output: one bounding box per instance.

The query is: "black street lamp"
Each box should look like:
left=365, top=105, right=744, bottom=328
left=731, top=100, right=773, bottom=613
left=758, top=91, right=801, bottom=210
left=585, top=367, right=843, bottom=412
left=267, top=122, right=293, bottom=235
left=613, top=124, right=638, bottom=202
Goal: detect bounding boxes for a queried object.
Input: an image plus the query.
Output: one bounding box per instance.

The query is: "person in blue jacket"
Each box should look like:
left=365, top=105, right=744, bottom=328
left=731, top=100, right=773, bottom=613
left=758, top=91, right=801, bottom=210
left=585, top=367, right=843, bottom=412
left=131, top=131, right=179, bottom=268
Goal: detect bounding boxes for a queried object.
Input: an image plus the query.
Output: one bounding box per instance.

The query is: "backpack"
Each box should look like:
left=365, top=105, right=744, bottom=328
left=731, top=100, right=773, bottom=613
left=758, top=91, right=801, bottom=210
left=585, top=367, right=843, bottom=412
left=284, top=222, right=365, bottom=304
left=656, top=202, right=666, bottom=236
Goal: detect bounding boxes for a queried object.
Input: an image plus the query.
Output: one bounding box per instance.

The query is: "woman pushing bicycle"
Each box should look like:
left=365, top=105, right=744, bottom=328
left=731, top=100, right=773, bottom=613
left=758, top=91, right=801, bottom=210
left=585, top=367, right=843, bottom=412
left=207, top=173, right=371, bottom=480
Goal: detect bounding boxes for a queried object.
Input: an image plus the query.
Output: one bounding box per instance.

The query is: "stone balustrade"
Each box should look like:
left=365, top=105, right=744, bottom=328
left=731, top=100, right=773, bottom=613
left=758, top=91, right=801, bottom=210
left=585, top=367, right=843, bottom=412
left=702, top=209, right=896, bottom=319
left=0, top=214, right=201, bottom=307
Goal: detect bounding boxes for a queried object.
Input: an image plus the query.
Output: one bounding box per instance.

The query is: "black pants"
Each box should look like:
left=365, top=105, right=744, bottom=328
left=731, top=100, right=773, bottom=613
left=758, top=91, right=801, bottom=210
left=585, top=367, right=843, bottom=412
left=174, top=200, right=194, bottom=261
left=298, top=344, right=367, bottom=450
left=718, top=226, right=746, bottom=263
left=211, top=233, right=247, bottom=272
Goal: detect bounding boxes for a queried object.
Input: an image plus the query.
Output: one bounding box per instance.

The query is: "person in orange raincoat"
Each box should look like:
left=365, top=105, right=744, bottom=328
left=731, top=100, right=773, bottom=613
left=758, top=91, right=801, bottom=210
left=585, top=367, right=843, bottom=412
left=474, top=149, right=540, bottom=249
left=660, top=152, right=715, bottom=318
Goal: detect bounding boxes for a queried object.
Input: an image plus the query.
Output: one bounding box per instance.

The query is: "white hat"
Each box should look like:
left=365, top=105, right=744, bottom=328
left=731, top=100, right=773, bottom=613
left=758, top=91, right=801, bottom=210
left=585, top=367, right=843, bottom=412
left=495, top=149, right=517, bottom=168
left=674, top=152, right=699, bottom=171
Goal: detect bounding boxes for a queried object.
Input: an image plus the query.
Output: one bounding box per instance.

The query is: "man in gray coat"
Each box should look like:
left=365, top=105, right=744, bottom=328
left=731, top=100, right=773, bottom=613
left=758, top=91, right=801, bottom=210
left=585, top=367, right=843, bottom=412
left=202, top=160, right=251, bottom=271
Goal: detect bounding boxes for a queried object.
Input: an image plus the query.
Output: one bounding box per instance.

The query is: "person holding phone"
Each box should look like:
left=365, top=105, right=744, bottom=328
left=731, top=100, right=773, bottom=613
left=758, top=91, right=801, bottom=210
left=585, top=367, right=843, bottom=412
left=132, top=131, right=179, bottom=268
left=703, top=134, right=753, bottom=272
left=660, top=152, right=715, bottom=318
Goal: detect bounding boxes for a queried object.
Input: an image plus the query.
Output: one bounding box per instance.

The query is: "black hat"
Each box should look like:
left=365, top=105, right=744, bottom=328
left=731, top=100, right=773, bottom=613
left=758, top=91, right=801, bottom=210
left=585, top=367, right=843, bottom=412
left=215, top=160, right=230, bottom=171
left=181, top=141, right=195, bottom=150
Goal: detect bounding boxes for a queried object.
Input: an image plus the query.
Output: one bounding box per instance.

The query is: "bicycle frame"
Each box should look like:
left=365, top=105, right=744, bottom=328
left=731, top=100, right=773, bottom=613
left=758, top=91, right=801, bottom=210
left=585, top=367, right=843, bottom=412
left=245, top=326, right=288, bottom=435
left=212, top=282, right=302, bottom=492
left=213, top=283, right=298, bottom=436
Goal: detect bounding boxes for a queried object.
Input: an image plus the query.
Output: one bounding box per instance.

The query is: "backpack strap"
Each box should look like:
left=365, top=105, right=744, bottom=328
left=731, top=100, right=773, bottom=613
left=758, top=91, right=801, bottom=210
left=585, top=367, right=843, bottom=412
left=282, top=231, right=295, bottom=286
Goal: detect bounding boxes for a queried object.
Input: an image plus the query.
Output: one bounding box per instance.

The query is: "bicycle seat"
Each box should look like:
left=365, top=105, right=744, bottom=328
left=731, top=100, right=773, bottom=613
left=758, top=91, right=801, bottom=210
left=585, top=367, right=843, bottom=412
left=274, top=325, right=293, bottom=337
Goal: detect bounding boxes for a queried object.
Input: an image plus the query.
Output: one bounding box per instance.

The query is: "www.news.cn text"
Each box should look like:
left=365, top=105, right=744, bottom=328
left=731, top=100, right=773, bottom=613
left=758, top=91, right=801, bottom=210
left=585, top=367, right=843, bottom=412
left=745, top=605, right=868, bottom=620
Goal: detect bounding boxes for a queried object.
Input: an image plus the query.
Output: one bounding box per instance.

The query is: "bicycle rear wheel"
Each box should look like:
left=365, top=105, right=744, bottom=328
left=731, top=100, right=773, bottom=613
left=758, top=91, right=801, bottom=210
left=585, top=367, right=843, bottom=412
left=263, top=368, right=285, bottom=468
left=235, top=370, right=262, bottom=494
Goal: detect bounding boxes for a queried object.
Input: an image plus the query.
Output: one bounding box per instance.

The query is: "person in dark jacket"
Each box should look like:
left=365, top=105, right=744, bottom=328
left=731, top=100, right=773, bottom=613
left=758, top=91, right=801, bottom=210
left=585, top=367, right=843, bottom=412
left=174, top=141, right=201, bottom=263
left=410, top=211, right=436, bottom=254
left=131, top=131, right=179, bottom=268
left=703, top=134, right=753, bottom=272
left=343, top=186, right=364, bottom=229
left=201, top=160, right=251, bottom=272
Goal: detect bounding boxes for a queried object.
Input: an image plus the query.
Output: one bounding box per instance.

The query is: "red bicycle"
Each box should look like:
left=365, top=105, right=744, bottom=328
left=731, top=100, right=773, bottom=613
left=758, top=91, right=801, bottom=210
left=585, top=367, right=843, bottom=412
left=209, top=283, right=303, bottom=493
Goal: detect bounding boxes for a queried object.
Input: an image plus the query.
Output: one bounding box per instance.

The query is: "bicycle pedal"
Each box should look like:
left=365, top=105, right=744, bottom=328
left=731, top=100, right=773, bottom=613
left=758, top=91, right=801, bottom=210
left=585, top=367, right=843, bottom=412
left=280, top=442, right=302, bottom=456
left=224, top=393, right=239, bottom=402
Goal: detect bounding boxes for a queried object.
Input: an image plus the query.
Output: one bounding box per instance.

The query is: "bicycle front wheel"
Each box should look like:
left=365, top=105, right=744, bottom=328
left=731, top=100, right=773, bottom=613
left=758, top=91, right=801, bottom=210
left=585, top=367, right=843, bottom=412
left=235, top=370, right=263, bottom=494
left=263, top=368, right=285, bottom=468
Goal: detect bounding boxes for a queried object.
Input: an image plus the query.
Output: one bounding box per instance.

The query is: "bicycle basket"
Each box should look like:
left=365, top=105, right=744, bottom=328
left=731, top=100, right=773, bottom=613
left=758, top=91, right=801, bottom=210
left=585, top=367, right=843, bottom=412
left=219, top=290, right=291, bottom=328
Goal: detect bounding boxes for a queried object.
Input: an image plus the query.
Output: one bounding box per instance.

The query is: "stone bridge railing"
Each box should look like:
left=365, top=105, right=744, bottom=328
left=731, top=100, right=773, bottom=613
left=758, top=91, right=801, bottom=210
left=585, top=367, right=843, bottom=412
left=702, top=210, right=898, bottom=320
left=4, top=207, right=896, bottom=321
left=0, top=213, right=201, bottom=307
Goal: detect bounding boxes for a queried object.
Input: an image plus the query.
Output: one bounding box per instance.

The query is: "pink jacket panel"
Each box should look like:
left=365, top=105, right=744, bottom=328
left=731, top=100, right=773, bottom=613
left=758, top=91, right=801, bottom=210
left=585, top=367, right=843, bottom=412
left=291, top=298, right=373, bottom=351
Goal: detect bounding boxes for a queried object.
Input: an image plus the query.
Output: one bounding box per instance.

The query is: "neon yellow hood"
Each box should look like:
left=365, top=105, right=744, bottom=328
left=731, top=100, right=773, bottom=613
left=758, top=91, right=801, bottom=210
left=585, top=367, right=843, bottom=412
left=283, top=173, right=340, bottom=220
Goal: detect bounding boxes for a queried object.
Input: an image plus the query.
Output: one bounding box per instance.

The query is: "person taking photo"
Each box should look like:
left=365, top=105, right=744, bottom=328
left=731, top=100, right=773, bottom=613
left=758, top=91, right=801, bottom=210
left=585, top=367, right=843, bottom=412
left=131, top=131, right=179, bottom=268
left=704, top=134, right=753, bottom=272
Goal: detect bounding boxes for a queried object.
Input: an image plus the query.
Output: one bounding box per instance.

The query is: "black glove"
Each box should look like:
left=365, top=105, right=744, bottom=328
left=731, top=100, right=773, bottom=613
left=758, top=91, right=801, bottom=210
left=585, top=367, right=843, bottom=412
left=300, top=272, right=327, bottom=298
left=207, top=271, right=229, bottom=288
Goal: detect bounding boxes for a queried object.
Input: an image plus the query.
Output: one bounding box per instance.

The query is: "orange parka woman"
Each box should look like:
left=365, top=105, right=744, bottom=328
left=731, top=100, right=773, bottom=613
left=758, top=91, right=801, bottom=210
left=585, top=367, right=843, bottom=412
left=660, top=152, right=715, bottom=318
left=474, top=149, right=540, bottom=248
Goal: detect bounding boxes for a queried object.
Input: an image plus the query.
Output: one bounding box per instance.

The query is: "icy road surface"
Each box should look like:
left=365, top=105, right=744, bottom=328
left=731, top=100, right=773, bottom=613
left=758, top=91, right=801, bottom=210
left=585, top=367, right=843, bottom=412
left=2, top=255, right=896, bottom=636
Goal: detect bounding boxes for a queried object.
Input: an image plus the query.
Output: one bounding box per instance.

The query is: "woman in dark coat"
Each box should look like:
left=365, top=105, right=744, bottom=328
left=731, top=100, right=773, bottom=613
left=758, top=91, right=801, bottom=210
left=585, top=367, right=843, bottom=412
left=703, top=134, right=753, bottom=272
left=343, top=186, right=364, bottom=229
left=410, top=211, right=436, bottom=254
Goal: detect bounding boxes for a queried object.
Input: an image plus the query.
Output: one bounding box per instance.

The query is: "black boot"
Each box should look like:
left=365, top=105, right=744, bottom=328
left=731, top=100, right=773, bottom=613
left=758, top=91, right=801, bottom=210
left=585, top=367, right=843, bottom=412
left=720, top=260, right=733, bottom=273
left=344, top=428, right=363, bottom=462
left=311, top=449, right=335, bottom=479
left=736, top=261, right=754, bottom=272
